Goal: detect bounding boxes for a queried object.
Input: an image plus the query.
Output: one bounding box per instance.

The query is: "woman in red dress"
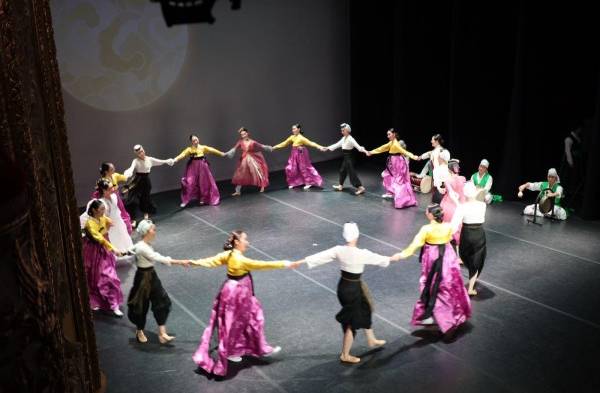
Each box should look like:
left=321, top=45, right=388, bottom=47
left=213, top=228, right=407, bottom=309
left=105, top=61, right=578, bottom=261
left=228, top=127, right=271, bottom=196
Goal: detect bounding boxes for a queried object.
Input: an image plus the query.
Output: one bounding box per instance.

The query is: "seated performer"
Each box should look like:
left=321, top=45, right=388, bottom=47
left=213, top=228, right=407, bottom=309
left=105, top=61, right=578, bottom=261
left=297, top=223, right=402, bottom=363
left=471, top=159, right=494, bottom=204
left=517, top=168, right=567, bottom=220
left=321, top=123, right=367, bottom=195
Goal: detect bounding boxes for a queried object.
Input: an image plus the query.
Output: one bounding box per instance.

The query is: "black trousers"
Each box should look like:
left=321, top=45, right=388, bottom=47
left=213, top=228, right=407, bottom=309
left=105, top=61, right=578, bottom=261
left=127, top=267, right=171, bottom=330
left=339, top=150, right=362, bottom=187
left=124, top=173, right=157, bottom=221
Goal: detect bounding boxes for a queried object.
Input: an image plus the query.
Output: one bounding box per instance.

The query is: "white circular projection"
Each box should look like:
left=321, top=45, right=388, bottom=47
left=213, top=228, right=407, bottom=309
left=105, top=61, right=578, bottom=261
left=52, top=0, right=188, bottom=112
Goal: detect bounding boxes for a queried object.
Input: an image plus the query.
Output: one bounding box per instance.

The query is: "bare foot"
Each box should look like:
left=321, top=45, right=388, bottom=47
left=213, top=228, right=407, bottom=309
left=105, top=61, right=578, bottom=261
left=231, top=192, right=241, bottom=197
left=158, top=333, right=175, bottom=344
left=259, top=187, right=265, bottom=193
left=136, top=330, right=148, bottom=343
left=339, top=354, right=360, bottom=364
left=367, top=339, right=386, bottom=348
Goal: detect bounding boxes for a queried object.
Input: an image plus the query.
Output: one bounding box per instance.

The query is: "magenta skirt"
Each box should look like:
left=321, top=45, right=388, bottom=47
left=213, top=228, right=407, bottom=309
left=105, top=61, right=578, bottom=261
left=382, top=155, right=417, bottom=208
left=193, top=274, right=274, bottom=376
left=82, top=237, right=123, bottom=311
left=284, top=147, right=323, bottom=188
left=411, top=243, right=471, bottom=333
left=181, top=158, right=220, bottom=206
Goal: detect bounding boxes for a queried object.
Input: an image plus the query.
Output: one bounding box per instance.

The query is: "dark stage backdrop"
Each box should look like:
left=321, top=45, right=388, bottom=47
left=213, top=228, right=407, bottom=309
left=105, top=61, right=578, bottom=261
left=52, top=0, right=350, bottom=204
left=349, top=1, right=600, bottom=219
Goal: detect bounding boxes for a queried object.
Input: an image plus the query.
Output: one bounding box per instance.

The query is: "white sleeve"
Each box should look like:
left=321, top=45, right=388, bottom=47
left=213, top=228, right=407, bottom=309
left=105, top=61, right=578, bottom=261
left=526, top=182, right=543, bottom=191
left=148, top=157, right=169, bottom=167
left=556, top=185, right=564, bottom=198
left=420, top=150, right=432, bottom=160
left=349, top=136, right=366, bottom=153
left=450, top=204, right=465, bottom=233
left=305, top=246, right=339, bottom=269
left=360, top=249, right=390, bottom=267
left=327, top=138, right=343, bottom=151
left=485, top=175, right=493, bottom=192
left=138, top=243, right=172, bottom=265
left=123, top=159, right=136, bottom=179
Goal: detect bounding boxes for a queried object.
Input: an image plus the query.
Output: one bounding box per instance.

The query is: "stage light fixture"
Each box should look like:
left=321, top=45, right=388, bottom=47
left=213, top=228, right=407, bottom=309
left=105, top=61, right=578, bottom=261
left=152, top=0, right=241, bottom=27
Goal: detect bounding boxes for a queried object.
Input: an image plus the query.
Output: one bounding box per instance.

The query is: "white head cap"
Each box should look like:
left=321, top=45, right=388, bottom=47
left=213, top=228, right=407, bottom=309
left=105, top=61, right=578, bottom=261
left=136, top=219, right=154, bottom=236
left=340, top=123, right=351, bottom=132
left=133, top=144, right=143, bottom=152
left=463, top=181, right=478, bottom=199
left=547, top=168, right=560, bottom=183
left=480, top=159, right=489, bottom=168
left=343, top=222, right=359, bottom=242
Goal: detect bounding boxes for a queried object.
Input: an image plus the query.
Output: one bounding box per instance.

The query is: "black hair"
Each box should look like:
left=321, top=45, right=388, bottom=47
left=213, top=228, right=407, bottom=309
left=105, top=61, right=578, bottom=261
left=426, top=203, right=444, bottom=223
left=87, top=199, right=104, bottom=216
left=432, top=133, right=444, bottom=146
left=238, top=127, right=249, bottom=134
left=189, top=134, right=199, bottom=141
left=96, top=178, right=112, bottom=195
left=292, top=123, right=304, bottom=134
left=99, top=162, right=113, bottom=177
left=387, top=128, right=400, bottom=141
left=223, top=230, right=245, bottom=251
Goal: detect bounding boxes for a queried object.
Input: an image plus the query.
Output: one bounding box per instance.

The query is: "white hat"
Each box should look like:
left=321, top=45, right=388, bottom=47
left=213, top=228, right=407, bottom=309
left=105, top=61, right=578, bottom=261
left=480, top=159, right=489, bottom=168
left=136, top=219, right=154, bottom=236
left=340, top=123, right=351, bottom=132
left=133, top=144, right=143, bottom=151
left=463, top=181, right=478, bottom=199
left=343, top=222, right=359, bottom=242
left=547, top=168, right=560, bottom=183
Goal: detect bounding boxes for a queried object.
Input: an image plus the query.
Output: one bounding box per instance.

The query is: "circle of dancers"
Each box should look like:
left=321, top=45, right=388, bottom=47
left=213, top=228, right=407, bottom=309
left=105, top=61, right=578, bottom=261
left=78, top=125, right=569, bottom=375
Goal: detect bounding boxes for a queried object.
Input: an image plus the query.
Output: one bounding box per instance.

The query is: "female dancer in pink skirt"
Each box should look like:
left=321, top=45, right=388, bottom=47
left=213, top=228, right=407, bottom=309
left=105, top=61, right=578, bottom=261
left=82, top=199, right=125, bottom=317
left=92, top=162, right=132, bottom=234
left=173, top=134, right=226, bottom=208
left=367, top=128, right=421, bottom=208
left=272, top=123, right=324, bottom=190
left=394, top=204, right=471, bottom=335
left=191, top=230, right=299, bottom=376
left=228, top=127, right=271, bottom=196
left=440, top=159, right=466, bottom=247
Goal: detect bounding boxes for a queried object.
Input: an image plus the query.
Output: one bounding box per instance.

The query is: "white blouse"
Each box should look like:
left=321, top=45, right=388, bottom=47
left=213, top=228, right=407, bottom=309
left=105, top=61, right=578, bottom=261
left=305, top=245, right=390, bottom=274
left=124, top=157, right=170, bottom=178
left=132, top=240, right=172, bottom=268
left=327, top=135, right=366, bottom=152
left=527, top=182, right=563, bottom=197
left=451, top=201, right=487, bottom=233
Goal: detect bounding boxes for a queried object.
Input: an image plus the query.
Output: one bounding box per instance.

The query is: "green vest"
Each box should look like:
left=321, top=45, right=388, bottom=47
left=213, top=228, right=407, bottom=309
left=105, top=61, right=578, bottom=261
left=539, top=181, right=561, bottom=206
left=471, top=172, right=490, bottom=188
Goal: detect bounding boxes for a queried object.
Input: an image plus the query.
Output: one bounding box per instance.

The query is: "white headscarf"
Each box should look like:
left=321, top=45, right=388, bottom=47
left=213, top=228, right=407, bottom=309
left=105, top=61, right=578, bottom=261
left=480, top=159, right=489, bottom=168
left=463, top=181, right=478, bottom=199
left=343, top=222, right=359, bottom=242
left=340, top=123, right=351, bottom=132
left=136, top=219, right=154, bottom=236
left=547, top=168, right=560, bottom=183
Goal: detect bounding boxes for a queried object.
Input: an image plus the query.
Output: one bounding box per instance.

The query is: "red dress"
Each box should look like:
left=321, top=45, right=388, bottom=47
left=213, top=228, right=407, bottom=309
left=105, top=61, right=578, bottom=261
left=231, top=139, right=270, bottom=188
left=441, top=174, right=466, bottom=244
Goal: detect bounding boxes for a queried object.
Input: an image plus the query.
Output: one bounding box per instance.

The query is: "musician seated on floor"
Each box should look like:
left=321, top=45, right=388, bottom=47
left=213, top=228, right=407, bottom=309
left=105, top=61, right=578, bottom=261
left=517, top=168, right=567, bottom=220
left=471, top=159, right=493, bottom=204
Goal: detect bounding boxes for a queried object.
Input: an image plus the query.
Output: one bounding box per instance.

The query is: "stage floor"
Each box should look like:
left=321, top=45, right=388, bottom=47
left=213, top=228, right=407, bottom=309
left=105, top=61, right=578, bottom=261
left=93, top=159, right=600, bottom=393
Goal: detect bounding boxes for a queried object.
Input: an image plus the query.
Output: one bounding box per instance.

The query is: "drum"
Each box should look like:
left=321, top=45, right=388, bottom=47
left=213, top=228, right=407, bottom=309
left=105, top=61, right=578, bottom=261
left=410, top=174, right=432, bottom=193
left=538, top=195, right=554, bottom=214
left=475, top=188, right=487, bottom=202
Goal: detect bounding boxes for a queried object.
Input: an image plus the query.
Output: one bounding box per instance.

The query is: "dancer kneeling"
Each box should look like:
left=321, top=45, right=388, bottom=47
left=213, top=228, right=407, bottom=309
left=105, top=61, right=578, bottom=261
left=394, top=204, right=471, bottom=336
left=297, top=223, right=403, bottom=363
left=190, top=231, right=300, bottom=376
left=128, top=220, right=190, bottom=344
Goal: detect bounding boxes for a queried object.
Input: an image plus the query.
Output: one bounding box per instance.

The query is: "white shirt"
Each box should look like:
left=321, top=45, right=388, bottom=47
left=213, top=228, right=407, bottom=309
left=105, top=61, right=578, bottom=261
left=305, top=245, right=390, bottom=274
left=132, top=240, right=172, bottom=268
left=451, top=201, right=487, bottom=233
left=327, top=135, right=366, bottom=152
left=526, top=182, right=563, bottom=197
left=420, top=146, right=450, bottom=165
left=124, top=157, right=169, bottom=178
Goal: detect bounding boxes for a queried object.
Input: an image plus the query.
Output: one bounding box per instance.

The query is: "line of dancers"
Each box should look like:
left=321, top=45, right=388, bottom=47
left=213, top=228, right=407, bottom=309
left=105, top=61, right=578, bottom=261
left=77, top=127, right=569, bottom=376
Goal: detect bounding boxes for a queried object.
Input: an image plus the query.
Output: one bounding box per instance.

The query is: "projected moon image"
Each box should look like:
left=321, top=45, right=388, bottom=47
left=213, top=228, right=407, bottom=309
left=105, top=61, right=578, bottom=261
left=52, top=0, right=188, bottom=112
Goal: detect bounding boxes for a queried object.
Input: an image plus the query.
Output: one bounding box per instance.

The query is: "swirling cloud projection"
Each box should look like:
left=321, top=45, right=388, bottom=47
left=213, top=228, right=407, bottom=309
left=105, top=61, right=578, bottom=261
left=52, top=0, right=188, bottom=111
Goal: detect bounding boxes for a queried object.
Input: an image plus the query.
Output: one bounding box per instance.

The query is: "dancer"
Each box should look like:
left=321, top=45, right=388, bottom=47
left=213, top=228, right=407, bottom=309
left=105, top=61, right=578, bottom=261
left=228, top=127, right=271, bottom=196
left=82, top=199, right=124, bottom=316
left=272, top=123, right=324, bottom=190
left=440, top=159, right=466, bottom=247
left=96, top=162, right=132, bottom=233
left=123, top=145, right=173, bottom=222
left=127, top=219, right=190, bottom=344
left=321, top=123, right=366, bottom=195
left=172, top=134, right=226, bottom=207
left=190, top=230, right=300, bottom=376
left=517, top=168, right=567, bottom=220
left=419, top=134, right=451, bottom=204
left=297, top=223, right=402, bottom=363
left=394, top=204, right=471, bottom=335
left=470, top=159, right=495, bottom=204
left=367, top=128, right=420, bottom=208
left=94, top=179, right=133, bottom=252
left=451, top=182, right=487, bottom=296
